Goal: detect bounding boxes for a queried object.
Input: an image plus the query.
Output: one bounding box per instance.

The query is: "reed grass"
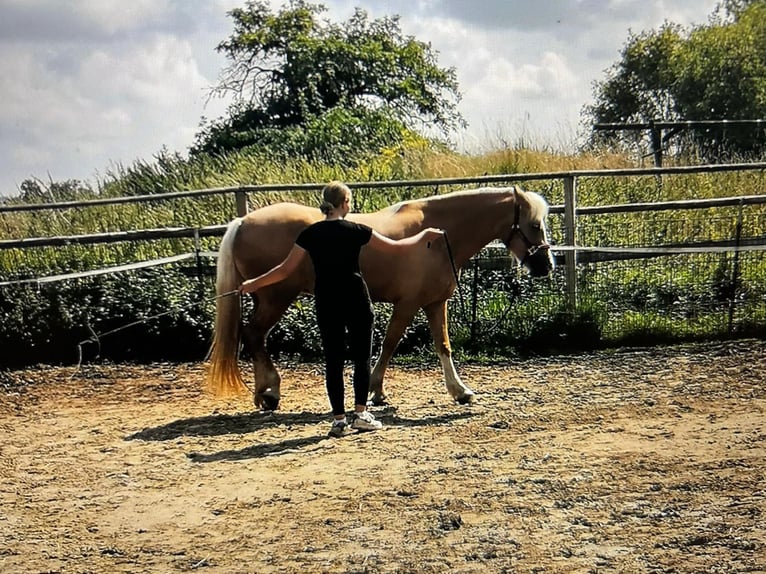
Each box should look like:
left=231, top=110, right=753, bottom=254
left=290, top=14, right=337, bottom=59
left=0, top=141, right=764, bottom=367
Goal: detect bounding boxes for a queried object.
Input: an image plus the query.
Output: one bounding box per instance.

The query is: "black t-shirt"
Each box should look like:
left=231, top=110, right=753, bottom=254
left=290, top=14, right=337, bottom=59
left=296, top=219, right=373, bottom=298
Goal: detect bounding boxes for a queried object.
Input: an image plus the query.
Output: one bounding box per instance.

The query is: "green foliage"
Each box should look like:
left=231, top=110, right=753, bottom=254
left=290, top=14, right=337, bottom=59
left=193, top=0, right=462, bottom=158
left=0, top=268, right=212, bottom=368
left=673, top=2, right=766, bottom=158
left=2, top=142, right=765, bottom=368
left=586, top=1, right=766, bottom=160
left=16, top=179, right=97, bottom=203
left=194, top=106, right=414, bottom=168
left=587, top=24, right=685, bottom=127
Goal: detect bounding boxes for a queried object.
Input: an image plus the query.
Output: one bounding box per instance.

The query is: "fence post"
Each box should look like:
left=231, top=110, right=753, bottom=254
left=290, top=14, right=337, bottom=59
left=727, top=199, right=744, bottom=334
left=649, top=120, right=663, bottom=168
left=193, top=228, right=202, bottom=283
left=563, top=176, right=578, bottom=310
left=470, top=258, right=479, bottom=348
left=235, top=189, right=249, bottom=217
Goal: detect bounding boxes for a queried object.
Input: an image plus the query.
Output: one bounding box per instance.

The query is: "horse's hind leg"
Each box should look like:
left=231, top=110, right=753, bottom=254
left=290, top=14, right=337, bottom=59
left=242, top=289, right=296, bottom=411
left=369, top=303, right=419, bottom=405
left=424, top=300, right=475, bottom=405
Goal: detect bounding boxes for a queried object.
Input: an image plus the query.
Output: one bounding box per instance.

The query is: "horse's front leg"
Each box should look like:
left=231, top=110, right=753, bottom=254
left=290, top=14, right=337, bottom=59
left=424, top=300, right=475, bottom=405
left=369, top=303, right=419, bottom=405
left=242, top=289, right=295, bottom=411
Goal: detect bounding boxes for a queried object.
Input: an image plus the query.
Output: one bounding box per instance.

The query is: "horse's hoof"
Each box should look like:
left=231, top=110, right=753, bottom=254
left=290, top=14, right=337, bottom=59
left=456, top=393, right=475, bottom=405
left=258, top=390, right=281, bottom=411
left=368, top=395, right=390, bottom=407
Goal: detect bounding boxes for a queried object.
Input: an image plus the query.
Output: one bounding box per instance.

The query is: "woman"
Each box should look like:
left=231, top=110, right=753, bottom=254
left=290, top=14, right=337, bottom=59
left=239, top=181, right=444, bottom=437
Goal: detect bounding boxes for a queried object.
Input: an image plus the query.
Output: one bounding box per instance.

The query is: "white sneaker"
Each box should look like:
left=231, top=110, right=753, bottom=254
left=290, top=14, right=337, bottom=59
left=351, top=411, right=383, bottom=431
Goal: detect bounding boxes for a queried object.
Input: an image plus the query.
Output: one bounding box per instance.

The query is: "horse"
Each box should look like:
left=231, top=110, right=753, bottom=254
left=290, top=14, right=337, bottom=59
left=206, top=186, right=554, bottom=410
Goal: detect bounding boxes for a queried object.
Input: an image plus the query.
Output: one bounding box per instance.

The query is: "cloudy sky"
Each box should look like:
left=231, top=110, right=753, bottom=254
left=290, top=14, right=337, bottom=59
left=0, top=0, right=719, bottom=198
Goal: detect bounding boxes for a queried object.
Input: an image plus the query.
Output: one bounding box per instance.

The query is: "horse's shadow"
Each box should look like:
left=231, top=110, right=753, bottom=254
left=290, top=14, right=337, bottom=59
left=126, top=408, right=478, bottom=462
left=126, top=410, right=323, bottom=442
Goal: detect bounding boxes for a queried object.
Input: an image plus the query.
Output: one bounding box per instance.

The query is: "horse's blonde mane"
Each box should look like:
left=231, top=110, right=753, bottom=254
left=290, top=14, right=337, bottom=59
left=383, top=186, right=548, bottom=218
left=382, top=187, right=513, bottom=215
left=525, top=190, right=549, bottom=220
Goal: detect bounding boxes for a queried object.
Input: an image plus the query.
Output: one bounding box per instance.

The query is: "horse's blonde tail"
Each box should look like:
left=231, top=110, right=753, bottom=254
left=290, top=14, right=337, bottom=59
left=205, top=217, right=249, bottom=397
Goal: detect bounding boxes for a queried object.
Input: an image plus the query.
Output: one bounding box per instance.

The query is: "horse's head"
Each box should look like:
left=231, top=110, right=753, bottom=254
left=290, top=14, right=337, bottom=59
left=503, top=187, right=554, bottom=277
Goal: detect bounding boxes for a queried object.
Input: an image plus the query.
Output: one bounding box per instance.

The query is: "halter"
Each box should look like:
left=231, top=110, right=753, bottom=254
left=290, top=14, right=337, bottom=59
left=504, top=187, right=551, bottom=265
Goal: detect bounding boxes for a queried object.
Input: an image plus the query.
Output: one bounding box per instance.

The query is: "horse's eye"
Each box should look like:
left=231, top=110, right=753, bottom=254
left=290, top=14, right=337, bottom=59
left=531, top=223, right=541, bottom=230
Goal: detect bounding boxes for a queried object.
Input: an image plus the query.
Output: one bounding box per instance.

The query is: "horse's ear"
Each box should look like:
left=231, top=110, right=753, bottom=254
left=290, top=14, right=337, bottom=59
left=512, top=186, right=531, bottom=209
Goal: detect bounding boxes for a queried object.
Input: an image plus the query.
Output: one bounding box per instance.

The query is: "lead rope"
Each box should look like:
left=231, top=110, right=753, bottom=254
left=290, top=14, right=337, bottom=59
left=71, top=289, right=240, bottom=379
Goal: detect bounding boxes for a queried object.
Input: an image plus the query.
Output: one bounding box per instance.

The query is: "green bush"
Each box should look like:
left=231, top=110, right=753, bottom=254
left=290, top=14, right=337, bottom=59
left=1, top=145, right=765, bottom=369
left=0, top=268, right=212, bottom=368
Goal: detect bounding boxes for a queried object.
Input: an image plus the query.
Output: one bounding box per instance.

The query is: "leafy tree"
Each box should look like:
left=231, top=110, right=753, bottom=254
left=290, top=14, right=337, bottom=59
left=585, top=0, right=766, bottom=160
left=193, top=0, right=463, bottom=162
left=586, top=25, right=684, bottom=127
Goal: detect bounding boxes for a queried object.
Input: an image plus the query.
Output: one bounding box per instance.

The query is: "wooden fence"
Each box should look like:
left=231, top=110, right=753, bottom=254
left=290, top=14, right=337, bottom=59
left=2, top=162, right=765, bottom=309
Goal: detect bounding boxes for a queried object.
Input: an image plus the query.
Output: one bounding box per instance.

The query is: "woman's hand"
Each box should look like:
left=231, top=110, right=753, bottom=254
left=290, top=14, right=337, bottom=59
left=371, top=228, right=445, bottom=253
left=425, top=227, right=445, bottom=240
left=239, top=278, right=258, bottom=294
left=424, top=227, right=445, bottom=247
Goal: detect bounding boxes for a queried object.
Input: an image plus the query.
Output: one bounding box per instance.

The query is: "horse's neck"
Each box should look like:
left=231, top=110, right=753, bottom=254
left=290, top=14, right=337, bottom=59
left=421, top=192, right=509, bottom=265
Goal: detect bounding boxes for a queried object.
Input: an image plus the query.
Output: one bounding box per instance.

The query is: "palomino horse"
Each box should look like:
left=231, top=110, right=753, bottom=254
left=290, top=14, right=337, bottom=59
left=206, top=186, right=554, bottom=410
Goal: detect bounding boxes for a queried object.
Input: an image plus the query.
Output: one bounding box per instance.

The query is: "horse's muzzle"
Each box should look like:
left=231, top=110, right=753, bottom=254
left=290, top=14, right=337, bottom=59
left=524, top=244, right=554, bottom=277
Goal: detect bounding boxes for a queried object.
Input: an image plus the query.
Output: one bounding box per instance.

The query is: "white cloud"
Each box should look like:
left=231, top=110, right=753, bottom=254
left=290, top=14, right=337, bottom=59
left=0, top=0, right=720, bottom=197
left=0, top=30, right=215, bottom=186
left=0, top=0, right=235, bottom=194
left=73, top=0, right=168, bottom=32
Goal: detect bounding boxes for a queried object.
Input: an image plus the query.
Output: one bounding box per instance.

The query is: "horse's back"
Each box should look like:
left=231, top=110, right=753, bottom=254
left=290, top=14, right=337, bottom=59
left=233, top=202, right=322, bottom=280
left=231, top=199, right=448, bottom=303
left=351, top=201, right=426, bottom=238
left=241, top=202, right=321, bottom=230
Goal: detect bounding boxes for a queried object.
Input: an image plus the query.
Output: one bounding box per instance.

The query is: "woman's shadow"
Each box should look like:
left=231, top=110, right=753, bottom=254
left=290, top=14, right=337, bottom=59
left=125, top=408, right=477, bottom=462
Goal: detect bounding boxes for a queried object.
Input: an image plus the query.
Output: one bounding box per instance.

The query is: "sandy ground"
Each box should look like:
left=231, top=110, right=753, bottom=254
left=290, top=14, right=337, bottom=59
left=1, top=340, right=764, bottom=574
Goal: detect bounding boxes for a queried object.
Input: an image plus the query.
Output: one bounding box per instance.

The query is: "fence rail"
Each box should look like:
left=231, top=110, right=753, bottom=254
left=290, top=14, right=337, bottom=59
left=0, top=252, right=217, bottom=287
left=2, top=163, right=765, bottom=353
left=0, top=225, right=227, bottom=250
left=4, top=197, right=766, bottom=250
left=3, top=161, right=766, bottom=214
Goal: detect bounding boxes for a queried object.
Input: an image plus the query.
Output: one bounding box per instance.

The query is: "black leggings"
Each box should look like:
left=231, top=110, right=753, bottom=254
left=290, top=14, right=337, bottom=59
left=315, top=294, right=374, bottom=416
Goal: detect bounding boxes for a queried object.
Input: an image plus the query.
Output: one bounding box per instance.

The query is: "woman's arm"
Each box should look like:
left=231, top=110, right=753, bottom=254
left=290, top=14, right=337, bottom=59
left=239, top=244, right=307, bottom=294
left=367, top=227, right=445, bottom=254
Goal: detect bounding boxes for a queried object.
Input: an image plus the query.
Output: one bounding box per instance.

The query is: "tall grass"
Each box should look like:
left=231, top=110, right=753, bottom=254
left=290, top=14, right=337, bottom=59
left=0, top=142, right=764, bottom=368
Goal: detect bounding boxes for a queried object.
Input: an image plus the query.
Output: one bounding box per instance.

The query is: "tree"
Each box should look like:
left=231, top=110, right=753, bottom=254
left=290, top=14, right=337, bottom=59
left=584, top=1, right=766, bottom=160
left=586, top=25, right=685, bottom=127
left=193, top=0, right=463, bottom=160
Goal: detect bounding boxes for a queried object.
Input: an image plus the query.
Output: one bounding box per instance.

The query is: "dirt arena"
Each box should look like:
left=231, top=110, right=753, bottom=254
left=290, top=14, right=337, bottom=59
left=1, top=339, right=764, bottom=573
